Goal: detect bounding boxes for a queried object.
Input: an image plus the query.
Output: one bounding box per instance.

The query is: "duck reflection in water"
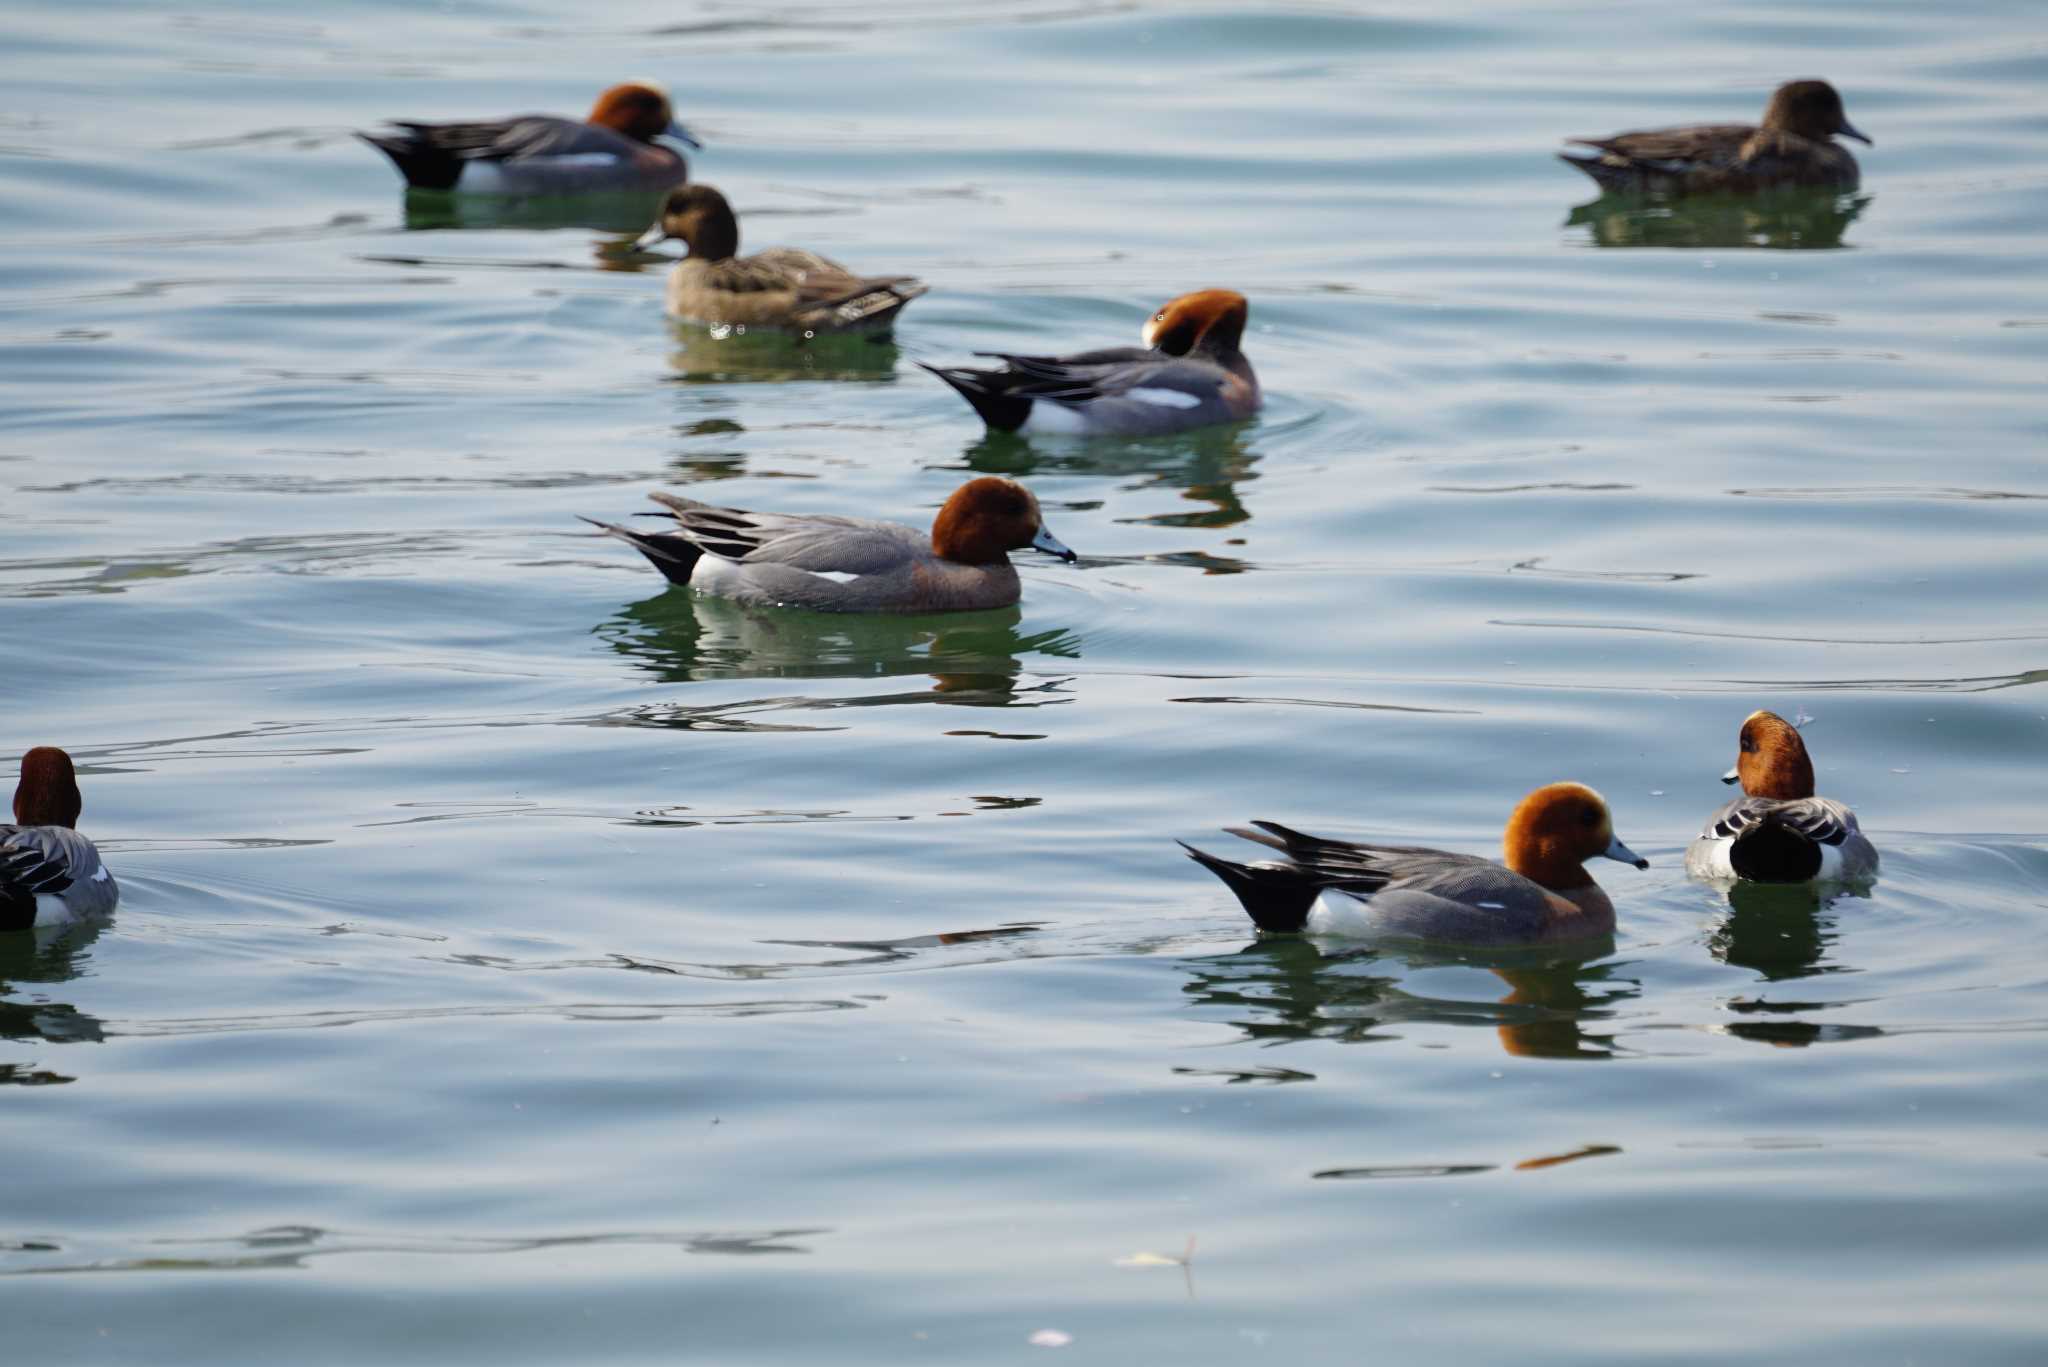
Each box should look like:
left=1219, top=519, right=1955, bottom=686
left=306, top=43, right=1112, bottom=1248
left=1706, top=879, right=1883, bottom=1049
left=957, top=422, right=1261, bottom=570
left=1, top=918, right=108, bottom=1079
left=397, top=193, right=670, bottom=235
left=592, top=589, right=1079, bottom=716
left=1567, top=189, right=1867, bottom=250
left=1179, top=937, right=1634, bottom=1060
left=657, top=319, right=906, bottom=384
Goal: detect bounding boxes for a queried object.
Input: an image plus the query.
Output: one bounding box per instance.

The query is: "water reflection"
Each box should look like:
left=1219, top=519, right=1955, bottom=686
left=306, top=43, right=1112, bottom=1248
left=951, top=425, right=1261, bottom=534
left=0, top=1224, right=829, bottom=1276
left=1179, top=937, right=1634, bottom=1059
left=1706, top=880, right=1885, bottom=1048
left=400, top=190, right=664, bottom=234
left=1705, top=879, right=1857, bottom=982
left=0, top=921, right=107, bottom=1076
left=593, top=589, right=1080, bottom=708
left=1567, top=190, right=1868, bottom=250
left=663, top=321, right=905, bottom=383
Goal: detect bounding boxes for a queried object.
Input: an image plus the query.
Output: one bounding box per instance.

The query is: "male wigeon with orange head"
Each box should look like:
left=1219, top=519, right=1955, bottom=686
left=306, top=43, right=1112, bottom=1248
left=922, top=289, right=1261, bottom=437
left=359, top=81, right=699, bottom=195
left=583, top=477, right=1076, bottom=613
left=1687, top=711, right=1878, bottom=883
left=3, top=747, right=118, bottom=931
left=1560, top=79, right=1870, bottom=196
left=1182, top=782, right=1647, bottom=946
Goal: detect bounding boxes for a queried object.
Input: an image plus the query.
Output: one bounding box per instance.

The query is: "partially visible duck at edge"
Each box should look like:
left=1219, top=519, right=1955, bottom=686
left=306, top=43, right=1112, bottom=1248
left=358, top=81, right=699, bottom=195
left=632, top=185, right=928, bottom=334
left=1182, top=782, right=1648, bottom=947
left=583, top=476, right=1076, bottom=613
left=1687, top=710, right=1878, bottom=883
left=921, top=289, right=1261, bottom=437
left=3, top=747, right=118, bottom=931
left=1560, top=78, right=1871, bottom=196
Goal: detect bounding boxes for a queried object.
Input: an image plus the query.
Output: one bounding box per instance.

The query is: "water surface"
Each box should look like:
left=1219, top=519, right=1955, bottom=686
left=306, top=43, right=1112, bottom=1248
left=4, top=1, right=2047, bottom=1361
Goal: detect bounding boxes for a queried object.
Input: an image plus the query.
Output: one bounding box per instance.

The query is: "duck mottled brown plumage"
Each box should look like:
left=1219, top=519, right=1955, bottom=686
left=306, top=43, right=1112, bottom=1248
left=1560, top=79, right=1870, bottom=195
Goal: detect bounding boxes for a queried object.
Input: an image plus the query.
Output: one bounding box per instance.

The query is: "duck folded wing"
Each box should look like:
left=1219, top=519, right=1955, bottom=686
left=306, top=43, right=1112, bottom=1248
left=976, top=353, right=1233, bottom=411
left=1, top=829, right=74, bottom=898
left=748, top=249, right=924, bottom=301
left=1230, top=819, right=1493, bottom=892
left=1567, top=124, right=1751, bottom=171
left=394, top=115, right=642, bottom=163
left=985, top=346, right=1164, bottom=373
left=649, top=495, right=924, bottom=574
left=1700, top=796, right=1858, bottom=846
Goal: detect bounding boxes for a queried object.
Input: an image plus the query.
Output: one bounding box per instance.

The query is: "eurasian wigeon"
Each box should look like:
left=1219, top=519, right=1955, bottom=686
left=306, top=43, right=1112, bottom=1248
left=631, top=185, right=928, bottom=334
left=1686, top=711, right=1878, bottom=883
left=1181, top=783, right=1648, bottom=946
left=921, top=289, right=1261, bottom=437
left=1560, top=79, right=1870, bottom=196
left=583, top=477, right=1076, bottom=613
left=3, top=747, right=118, bottom=931
left=358, top=81, right=699, bottom=195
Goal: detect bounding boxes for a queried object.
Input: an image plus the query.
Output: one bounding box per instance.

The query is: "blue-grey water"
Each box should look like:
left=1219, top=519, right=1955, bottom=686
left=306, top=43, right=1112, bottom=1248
left=4, top=1, right=2047, bottom=1361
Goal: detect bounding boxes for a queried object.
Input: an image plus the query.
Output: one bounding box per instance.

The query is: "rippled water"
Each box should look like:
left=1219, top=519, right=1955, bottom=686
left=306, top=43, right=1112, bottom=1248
left=4, top=1, right=2047, bottom=1361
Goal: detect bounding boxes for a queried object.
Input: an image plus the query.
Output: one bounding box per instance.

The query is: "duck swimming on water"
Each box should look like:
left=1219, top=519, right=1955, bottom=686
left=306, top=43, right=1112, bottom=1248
left=1559, top=79, right=1870, bottom=195
left=632, top=185, right=928, bottom=334
left=3, top=747, right=118, bottom=931
left=922, top=289, right=1261, bottom=438
left=359, top=81, right=699, bottom=195
left=1687, top=711, right=1878, bottom=883
left=1183, top=783, right=1648, bottom=947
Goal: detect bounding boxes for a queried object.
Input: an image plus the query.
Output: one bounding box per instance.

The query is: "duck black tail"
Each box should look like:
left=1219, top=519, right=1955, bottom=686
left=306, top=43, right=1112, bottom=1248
left=578, top=516, right=703, bottom=586
left=1179, top=841, right=1319, bottom=934
left=1728, top=818, right=1824, bottom=883
left=917, top=363, right=1030, bottom=432
left=357, top=131, right=464, bottom=191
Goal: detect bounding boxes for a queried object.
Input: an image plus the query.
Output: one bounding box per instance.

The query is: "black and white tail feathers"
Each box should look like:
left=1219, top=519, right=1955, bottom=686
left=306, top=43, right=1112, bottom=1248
left=1177, top=841, right=1320, bottom=933
left=578, top=516, right=703, bottom=585
left=916, top=363, right=1033, bottom=432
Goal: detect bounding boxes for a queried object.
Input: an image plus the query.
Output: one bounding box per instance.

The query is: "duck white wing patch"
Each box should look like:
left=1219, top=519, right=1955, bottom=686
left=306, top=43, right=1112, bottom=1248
left=808, top=570, right=863, bottom=585
left=1125, top=387, right=1202, bottom=409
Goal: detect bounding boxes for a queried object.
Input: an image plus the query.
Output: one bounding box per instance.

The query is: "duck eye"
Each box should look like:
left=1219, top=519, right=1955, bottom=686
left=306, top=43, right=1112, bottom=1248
left=1153, top=313, right=1166, bottom=323
left=1740, top=736, right=1756, bottom=752
left=1580, top=805, right=1600, bottom=827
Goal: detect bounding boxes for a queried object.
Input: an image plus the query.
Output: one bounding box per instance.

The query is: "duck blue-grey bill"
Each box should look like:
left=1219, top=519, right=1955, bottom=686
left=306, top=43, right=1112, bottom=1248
left=632, top=222, right=671, bottom=252
left=1603, top=835, right=1650, bottom=870
left=1721, top=765, right=1741, bottom=785
left=1032, top=525, right=1077, bottom=562
left=1839, top=120, right=1872, bottom=145
left=664, top=121, right=703, bottom=150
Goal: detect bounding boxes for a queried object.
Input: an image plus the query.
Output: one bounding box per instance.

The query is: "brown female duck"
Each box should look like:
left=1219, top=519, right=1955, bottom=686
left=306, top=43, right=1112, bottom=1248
left=1560, top=79, right=1871, bottom=195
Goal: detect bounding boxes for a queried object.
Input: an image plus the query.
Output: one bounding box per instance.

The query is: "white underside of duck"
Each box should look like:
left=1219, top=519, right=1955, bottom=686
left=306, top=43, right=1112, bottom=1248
left=1305, top=889, right=1377, bottom=937
left=1019, top=401, right=1089, bottom=435
left=452, top=155, right=622, bottom=193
